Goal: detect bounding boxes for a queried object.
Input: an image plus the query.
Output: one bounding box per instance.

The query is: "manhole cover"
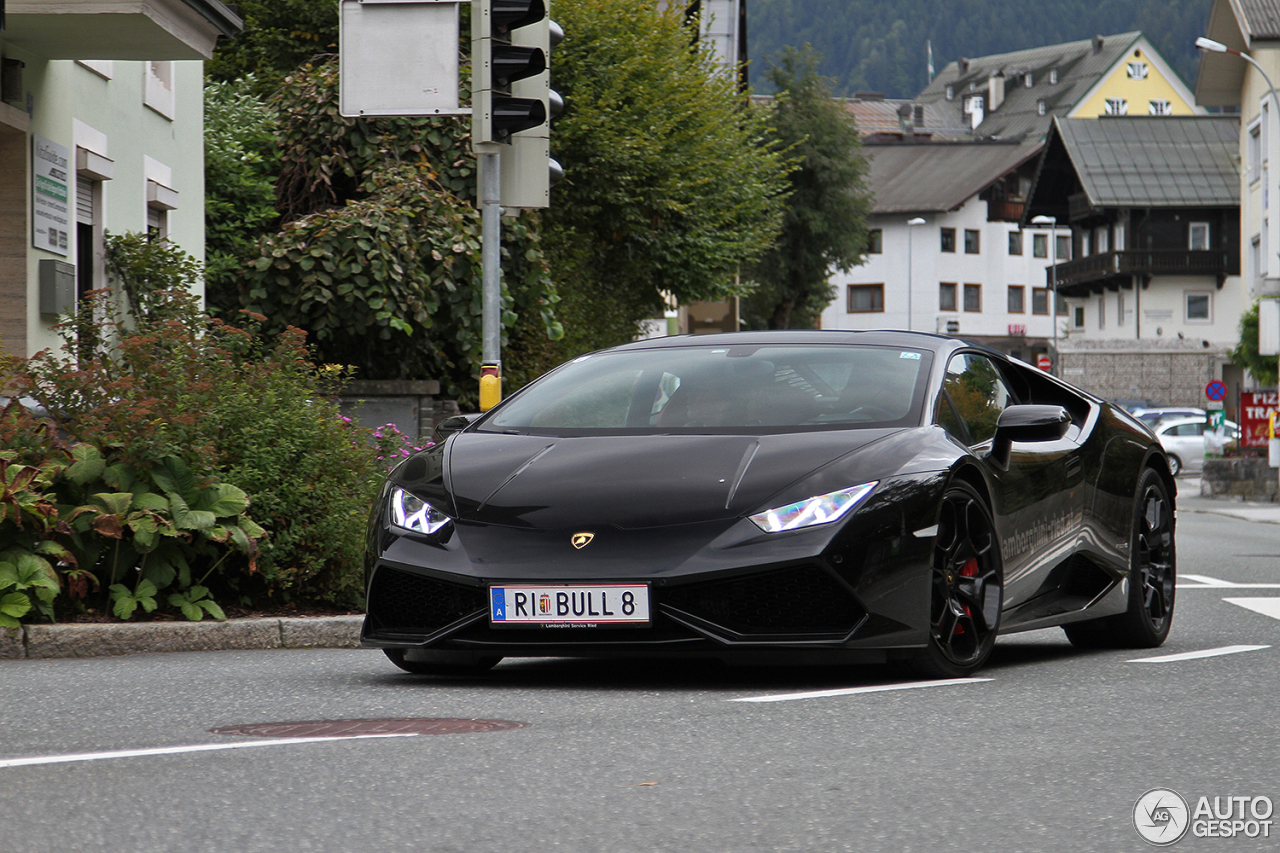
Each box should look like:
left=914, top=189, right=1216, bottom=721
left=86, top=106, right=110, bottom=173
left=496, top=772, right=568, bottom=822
left=210, top=718, right=528, bottom=738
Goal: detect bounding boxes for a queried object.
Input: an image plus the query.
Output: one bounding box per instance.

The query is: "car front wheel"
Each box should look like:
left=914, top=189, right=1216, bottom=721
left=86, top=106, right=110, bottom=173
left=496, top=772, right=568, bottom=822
left=912, top=481, right=1003, bottom=678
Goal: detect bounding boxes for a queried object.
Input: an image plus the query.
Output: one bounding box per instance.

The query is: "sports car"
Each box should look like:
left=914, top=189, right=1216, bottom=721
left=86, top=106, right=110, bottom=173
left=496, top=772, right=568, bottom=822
left=361, top=330, right=1176, bottom=678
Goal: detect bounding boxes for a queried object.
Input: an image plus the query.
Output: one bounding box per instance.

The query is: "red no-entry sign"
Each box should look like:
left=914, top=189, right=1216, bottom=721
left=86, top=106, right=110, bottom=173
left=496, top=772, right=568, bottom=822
left=1205, top=380, right=1227, bottom=402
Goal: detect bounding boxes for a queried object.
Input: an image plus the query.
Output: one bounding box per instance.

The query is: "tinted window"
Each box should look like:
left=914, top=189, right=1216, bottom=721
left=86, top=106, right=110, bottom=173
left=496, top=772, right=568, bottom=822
left=485, top=345, right=934, bottom=434
left=939, top=353, right=1015, bottom=445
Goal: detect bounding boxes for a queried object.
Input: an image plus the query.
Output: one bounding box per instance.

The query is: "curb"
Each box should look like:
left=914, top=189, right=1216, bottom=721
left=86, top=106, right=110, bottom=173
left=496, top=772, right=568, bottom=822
left=0, top=615, right=364, bottom=661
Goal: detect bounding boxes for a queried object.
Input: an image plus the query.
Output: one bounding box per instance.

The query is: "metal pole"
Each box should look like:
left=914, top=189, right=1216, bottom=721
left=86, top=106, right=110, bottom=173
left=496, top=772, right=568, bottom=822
left=906, top=225, right=913, bottom=332
left=480, top=149, right=502, bottom=410
left=1050, top=220, right=1057, bottom=373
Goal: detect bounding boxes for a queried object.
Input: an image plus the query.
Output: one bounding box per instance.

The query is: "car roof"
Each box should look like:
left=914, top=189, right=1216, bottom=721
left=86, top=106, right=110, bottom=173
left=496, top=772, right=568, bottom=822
left=609, top=329, right=984, bottom=357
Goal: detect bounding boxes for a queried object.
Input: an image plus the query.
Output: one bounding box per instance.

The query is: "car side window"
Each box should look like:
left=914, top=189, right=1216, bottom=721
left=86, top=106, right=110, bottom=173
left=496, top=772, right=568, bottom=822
left=939, top=353, right=1015, bottom=446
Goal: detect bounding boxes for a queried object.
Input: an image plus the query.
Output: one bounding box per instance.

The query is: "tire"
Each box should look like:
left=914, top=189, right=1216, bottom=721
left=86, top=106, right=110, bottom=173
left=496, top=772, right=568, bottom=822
left=1064, top=468, right=1175, bottom=649
left=384, top=648, right=502, bottom=676
left=911, top=481, right=1004, bottom=678
left=1166, top=454, right=1182, bottom=476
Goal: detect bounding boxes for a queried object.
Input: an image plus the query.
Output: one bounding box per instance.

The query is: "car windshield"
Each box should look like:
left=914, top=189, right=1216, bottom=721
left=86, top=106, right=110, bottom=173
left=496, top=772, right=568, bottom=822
left=484, top=343, right=934, bottom=434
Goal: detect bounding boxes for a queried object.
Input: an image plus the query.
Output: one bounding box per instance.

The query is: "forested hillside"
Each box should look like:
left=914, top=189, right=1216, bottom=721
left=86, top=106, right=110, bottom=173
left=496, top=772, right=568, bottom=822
left=748, top=0, right=1212, bottom=99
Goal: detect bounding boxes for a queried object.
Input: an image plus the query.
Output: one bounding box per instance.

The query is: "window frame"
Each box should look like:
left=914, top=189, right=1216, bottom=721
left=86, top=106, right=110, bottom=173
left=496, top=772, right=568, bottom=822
left=940, top=227, right=956, bottom=253
left=939, top=282, right=957, bottom=312
left=964, top=229, right=981, bottom=254
left=1007, top=285, right=1025, bottom=314
left=846, top=283, right=885, bottom=314
left=963, top=283, right=982, bottom=313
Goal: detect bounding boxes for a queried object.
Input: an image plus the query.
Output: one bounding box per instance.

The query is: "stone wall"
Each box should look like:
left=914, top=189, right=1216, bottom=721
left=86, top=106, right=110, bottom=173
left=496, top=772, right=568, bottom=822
left=1201, top=456, right=1278, bottom=502
left=1055, top=338, right=1230, bottom=406
left=338, top=379, right=460, bottom=445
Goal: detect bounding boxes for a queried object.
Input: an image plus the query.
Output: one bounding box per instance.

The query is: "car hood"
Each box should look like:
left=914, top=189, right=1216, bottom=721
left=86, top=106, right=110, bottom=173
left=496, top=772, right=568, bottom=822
left=441, top=430, right=903, bottom=530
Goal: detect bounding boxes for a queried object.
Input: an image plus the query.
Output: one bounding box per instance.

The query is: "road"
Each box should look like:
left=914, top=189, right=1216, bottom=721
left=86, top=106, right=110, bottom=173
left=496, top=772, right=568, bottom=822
left=2, top=491, right=1279, bottom=853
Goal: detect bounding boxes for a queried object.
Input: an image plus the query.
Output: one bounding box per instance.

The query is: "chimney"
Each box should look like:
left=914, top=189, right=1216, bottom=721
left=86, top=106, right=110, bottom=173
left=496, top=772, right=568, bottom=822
left=988, top=75, right=1005, bottom=111
left=897, top=103, right=914, bottom=138
left=1093, top=35, right=1104, bottom=53
left=958, top=58, right=970, bottom=74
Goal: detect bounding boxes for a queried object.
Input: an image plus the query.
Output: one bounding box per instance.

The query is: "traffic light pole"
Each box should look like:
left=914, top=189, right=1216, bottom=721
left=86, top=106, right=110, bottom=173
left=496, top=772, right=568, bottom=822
left=479, top=147, right=502, bottom=411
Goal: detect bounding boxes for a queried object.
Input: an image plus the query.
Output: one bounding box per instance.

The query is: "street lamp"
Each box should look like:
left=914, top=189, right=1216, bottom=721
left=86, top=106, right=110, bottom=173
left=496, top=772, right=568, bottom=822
left=906, top=217, right=925, bottom=331
left=1032, top=214, right=1058, bottom=369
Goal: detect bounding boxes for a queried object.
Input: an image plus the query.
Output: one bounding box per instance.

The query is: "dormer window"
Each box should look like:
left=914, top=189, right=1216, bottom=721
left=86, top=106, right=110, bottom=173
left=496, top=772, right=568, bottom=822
left=1037, top=100, right=1046, bottom=116
left=1049, top=69, right=1058, bottom=84
left=946, top=85, right=954, bottom=100
left=1024, top=73, right=1033, bottom=87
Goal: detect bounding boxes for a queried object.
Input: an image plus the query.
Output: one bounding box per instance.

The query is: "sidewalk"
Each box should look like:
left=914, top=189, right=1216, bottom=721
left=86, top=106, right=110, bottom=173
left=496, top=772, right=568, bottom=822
left=1176, top=476, right=1280, bottom=525
left=1, top=615, right=363, bottom=661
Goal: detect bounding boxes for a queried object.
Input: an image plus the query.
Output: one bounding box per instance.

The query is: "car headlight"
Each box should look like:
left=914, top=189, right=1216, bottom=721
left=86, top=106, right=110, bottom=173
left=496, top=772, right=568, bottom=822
left=388, top=486, right=452, bottom=535
left=748, top=482, right=878, bottom=533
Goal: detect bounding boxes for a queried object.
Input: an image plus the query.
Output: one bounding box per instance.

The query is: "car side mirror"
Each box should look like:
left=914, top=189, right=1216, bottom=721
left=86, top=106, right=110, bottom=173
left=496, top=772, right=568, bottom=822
left=990, top=404, right=1071, bottom=467
left=432, top=413, right=482, bottom=443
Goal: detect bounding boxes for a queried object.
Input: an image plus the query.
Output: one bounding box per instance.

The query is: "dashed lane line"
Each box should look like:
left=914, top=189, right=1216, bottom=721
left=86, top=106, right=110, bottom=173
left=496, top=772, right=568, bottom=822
left=1127, top=645, right=1270, bottom=664
left=0, top=733, right=417, bottom=770
left=730, top=677, right=993, bottom=703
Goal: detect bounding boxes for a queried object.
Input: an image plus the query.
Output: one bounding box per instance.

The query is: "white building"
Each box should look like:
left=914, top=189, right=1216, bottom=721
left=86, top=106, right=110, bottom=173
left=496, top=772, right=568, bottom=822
left=0, top=0, right=241, bottom=359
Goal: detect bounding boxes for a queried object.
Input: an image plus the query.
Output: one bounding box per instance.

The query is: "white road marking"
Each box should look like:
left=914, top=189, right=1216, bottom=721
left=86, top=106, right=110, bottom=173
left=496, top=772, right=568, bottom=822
left=730, top=677, right=992, bottom=703
left=1127, top=645, right=1270, bottom=663
left=1224, top=598, right=1280, bottom=621
left=0, top=733, right=418, bottom=770
left=1179, top=574, right=1280, bottom=589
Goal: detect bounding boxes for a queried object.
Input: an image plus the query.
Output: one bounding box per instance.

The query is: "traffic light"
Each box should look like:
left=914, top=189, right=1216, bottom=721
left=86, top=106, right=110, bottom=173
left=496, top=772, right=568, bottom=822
left=473, top=0, right=563, bottom=208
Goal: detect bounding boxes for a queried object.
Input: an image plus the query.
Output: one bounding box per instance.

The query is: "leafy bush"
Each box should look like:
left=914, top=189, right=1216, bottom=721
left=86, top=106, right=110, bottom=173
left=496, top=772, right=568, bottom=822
left=1, top=235, right=389, bottom=619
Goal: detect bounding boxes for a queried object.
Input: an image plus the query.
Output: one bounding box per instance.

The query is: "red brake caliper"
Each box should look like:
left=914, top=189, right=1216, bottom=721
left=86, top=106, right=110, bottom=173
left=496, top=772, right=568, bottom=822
left=953, top=558, right=979, bottom=636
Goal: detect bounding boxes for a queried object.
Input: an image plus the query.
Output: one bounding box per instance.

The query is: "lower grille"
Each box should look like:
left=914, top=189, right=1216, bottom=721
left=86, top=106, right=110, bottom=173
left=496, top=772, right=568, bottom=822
left=661, top=564, right=863, bottom=636
left=367, top=567, right=486, bottom=636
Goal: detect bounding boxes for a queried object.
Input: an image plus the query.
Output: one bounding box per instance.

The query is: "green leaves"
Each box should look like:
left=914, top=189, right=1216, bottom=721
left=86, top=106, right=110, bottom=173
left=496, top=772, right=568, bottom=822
left=167, top=585, right=226, bottom=622
left=109, top=580, right=158, bottom=621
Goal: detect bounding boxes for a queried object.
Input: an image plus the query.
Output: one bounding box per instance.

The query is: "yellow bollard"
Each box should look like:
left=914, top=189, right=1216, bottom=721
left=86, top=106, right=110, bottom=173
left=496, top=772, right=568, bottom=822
left=479, top=364, right=502, bottom=412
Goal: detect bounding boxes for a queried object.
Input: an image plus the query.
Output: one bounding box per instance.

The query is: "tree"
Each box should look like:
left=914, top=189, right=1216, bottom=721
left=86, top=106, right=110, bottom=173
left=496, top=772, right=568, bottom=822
left=536, top=0, right=792, bottom=359
left=1230, top=300, right=1279, bottom=387
left=205, top=0, right=338, bottom=96
left=742, top=47, right=871, bottom=330
left=224, top=58, right=559, bottom=404
left=204, top=75, right=280, bottom=315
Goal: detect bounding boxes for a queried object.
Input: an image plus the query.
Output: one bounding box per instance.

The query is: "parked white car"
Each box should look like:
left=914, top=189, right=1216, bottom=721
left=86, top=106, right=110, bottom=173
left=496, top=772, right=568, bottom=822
left=1153, top=415, right=1238, bottom=475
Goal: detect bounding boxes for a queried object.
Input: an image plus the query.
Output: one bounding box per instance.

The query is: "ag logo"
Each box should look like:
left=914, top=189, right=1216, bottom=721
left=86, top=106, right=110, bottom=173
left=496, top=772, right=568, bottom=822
left=571, top=532, right=595, bottom=550
left=1134, top=788, right=1190, bottom=846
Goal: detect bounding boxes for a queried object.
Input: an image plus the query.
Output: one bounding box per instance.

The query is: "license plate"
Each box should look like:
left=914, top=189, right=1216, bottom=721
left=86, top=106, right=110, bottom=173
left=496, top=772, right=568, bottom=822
left=489, top=584, right=650, bottom=627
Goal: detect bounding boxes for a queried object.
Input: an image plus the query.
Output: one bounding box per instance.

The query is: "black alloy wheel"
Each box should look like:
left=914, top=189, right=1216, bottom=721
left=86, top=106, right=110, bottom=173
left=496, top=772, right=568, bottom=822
left=1065, top=468, right=1175, bottom=648
left=913, top=481, right=1003, bottom=678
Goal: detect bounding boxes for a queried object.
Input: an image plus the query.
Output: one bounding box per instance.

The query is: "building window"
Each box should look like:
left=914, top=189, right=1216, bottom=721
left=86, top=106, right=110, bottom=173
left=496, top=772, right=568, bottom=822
left=847, top=284, right=884, bottom=313
left=1252, top=235, right=1262, bottom=283
left=1104, top=98, right=1128, bottom=116
left=1072, top=305, right=1085, bottom=329
left=144, top=60, right=175, bottom=119
left=1049, top=69, right=1058, bottom=84
left=844, top=285, right=885, bottom=312
left=1008, top=231, right=1022, bottom=255
left=1097, top=296, right=1105, bottom=329
left=1033, top=233, right=1048, bottom=258
left=963, top=283, right=982, bottom=312
left=1186, top=291, right=1212, bottom=322
left=946, top=85, right=954, bottom=101
left=1008, top=285, right=1025, bottom=313
left=1127, top=61, right=1149, bottom=80
left=1024, top=73, right=1033, bottom=88
left=964, top=229, right=980, bottom=254
left=1149, top=99, right=1172, bottom=116
left=866, top=228, right=883, bottom=254
left=1032, top=287, right=1049, bottom=315
left=939, top=282, right=957, bottom=312
left=1249, top=122, right=1262, bottom=184
left=1189, top=222, right=1210, bottom=251
left=1094, top=226, right=1109, bottom=254
left=1056, top=234, right=1070, bottom=261
left=1037, top=100, right=1046, bottom=116
left=1115, top=222, right=1126, bottom=251
left=940, top=227, right=956, bottom=252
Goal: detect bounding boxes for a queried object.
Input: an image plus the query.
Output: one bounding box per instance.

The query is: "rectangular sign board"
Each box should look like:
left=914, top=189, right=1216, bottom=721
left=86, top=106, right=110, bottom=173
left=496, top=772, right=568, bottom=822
left=339, top=0, right=467, bottom=118
left=1240, top=390, right=1279, bottom=448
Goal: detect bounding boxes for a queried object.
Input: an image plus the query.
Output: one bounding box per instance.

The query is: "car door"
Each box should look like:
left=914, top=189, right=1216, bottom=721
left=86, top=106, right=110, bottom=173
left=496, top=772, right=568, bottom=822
left=935, top=352, right=1086, bottom=608
left=1158, top=420, right=1205, bottom=471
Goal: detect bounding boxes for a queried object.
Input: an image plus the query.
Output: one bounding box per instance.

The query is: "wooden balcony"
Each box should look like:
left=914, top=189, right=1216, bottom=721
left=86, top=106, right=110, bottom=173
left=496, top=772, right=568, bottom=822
left=986, top=198, right=1025, bottom=223
left=1047, top=250, right=1238, bottom=294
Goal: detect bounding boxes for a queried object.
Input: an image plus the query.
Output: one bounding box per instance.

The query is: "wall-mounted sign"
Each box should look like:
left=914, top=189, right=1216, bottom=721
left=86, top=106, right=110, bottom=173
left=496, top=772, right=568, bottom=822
left=32, top=134, right=70, bottom=257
